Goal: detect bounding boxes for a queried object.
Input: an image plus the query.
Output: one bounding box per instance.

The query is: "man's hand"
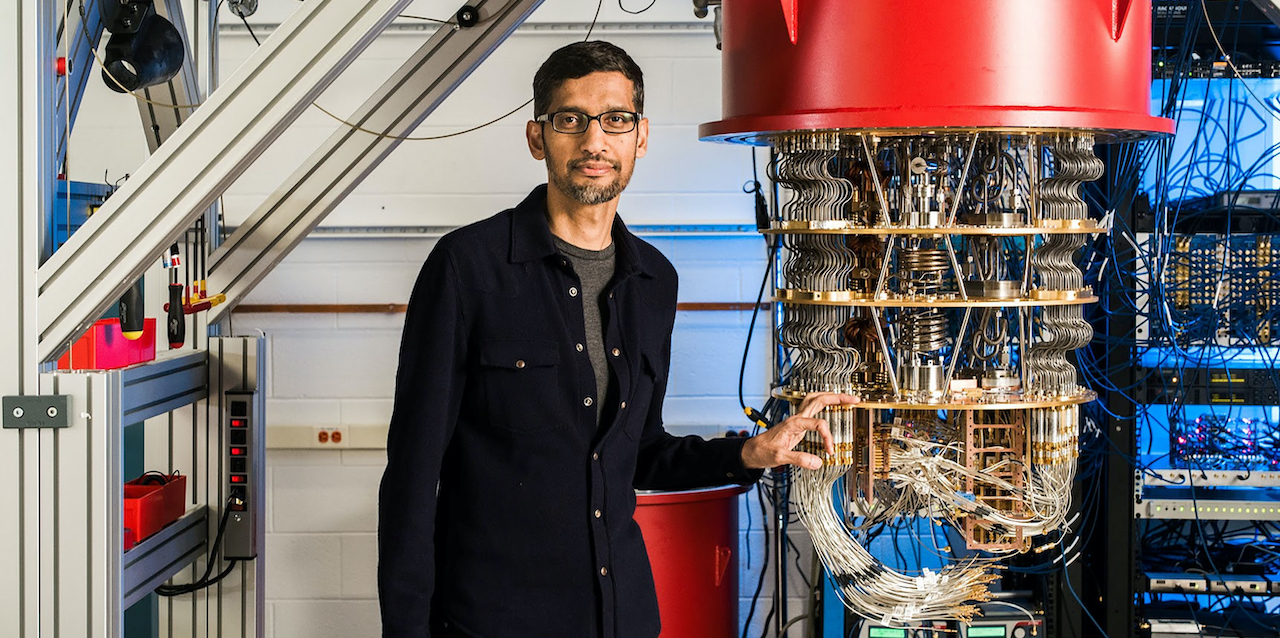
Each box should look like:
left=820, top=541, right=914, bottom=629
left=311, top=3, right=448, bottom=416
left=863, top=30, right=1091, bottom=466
left=740, top=392, right=861, bottom=470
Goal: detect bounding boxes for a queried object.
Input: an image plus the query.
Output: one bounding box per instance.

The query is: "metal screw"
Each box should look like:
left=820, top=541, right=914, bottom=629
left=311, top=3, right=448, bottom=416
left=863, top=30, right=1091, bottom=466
left=46, top=406, right=58, bottom=418
left=11, top=407, right=23, bottom=418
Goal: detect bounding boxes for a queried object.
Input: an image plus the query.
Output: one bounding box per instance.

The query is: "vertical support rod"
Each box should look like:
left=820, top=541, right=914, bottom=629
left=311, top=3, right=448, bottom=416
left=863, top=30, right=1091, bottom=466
left=943, top=234, right=968, bottom=301
left=860, top=134, right=892, bottom=225
left=1, top=1, right=55, bottom=636
left=944, top=307, right=973, bottom=392
left=773, top=467, right=789, bottom=638
left=945, top=132, right=981, bottom=227
left=1098, top=142, right=1138, bottom=638
left=869, top=307, right=901, bottom=397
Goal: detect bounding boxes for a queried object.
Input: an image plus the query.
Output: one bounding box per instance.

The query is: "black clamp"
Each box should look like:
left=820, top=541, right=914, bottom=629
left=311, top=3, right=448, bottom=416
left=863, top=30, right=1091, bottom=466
left=456, top=5, right=480, bottom=28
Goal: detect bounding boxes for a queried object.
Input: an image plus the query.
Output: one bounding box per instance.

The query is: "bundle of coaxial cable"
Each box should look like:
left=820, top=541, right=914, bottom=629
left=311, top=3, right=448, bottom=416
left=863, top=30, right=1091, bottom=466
left=1027, top=135, right=1104, bottom=396
left=790, top=406, right=997, bottom=625
left=766, top=131, right=1101, bottom=626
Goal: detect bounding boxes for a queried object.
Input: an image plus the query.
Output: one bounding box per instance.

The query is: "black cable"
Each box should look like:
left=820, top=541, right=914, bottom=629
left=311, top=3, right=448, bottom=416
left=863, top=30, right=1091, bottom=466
left=240, top=14, right=260, bottom=45
left=739, top=150, right=779, bottom=431
left=618, top=0, right=657, bottom=14
left=742, top=485, right=771, bottom=638
left=786, top=533, right=810, bottom=590
left=156, top=500, right=239, bottom=596
left=246, top=1, right=606, bottom=143
left=399, top=14, right=451, bottom=25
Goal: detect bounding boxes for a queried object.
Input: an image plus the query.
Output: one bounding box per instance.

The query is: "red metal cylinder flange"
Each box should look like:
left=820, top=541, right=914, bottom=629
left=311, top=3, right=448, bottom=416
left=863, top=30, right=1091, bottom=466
left=700, top=0, right=1175, bottom=142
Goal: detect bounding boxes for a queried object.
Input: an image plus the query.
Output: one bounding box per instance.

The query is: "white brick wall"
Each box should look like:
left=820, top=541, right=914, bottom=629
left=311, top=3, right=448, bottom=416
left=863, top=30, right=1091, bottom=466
left=67, top=9, right=824, bottom=636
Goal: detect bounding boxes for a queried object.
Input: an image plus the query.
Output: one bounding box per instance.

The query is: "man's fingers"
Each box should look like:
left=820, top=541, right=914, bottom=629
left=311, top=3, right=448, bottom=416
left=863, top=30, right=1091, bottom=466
left=783, top=416, right=826, bottom=433
left=780, top=450, right=823, bottom=470
left=815, top=417, right=835, bottom=455
left=798, top=391, right=861, bottom=418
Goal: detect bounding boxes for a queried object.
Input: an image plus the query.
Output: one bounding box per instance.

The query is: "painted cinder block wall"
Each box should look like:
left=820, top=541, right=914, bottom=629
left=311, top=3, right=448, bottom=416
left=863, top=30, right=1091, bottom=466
left=69, top=2, right=820, bottom=635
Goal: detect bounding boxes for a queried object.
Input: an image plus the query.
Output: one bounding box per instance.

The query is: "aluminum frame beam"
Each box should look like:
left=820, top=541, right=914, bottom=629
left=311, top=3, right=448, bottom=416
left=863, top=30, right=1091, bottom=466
left=207, top=0, right=545, bottom=321
left=20, top=345, right=217, bottom=637
left=1, top=1, right=55, bottom=635
left=36, top=0, right=414, bottom=363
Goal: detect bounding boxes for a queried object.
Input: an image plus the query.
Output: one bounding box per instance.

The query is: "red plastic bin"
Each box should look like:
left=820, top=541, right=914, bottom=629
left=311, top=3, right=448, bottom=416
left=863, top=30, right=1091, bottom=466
left=123, top=473, right=186, bottom=550
left=635, top=484, right=750, bottom=638
left=58, top=318, right=156, bottom=371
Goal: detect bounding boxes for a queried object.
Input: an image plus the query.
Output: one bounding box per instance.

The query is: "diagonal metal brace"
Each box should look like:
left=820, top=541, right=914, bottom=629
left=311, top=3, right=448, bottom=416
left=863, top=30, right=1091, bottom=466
left=1250, top=0, right=1280, bottom=30
left=36, top=0, right=414, bottom=363
left=207, top=0, right=545, bottom=322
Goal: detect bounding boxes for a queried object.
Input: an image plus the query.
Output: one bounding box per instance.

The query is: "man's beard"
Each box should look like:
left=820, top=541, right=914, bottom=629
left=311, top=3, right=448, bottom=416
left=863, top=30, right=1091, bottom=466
left=548, top=154, right=633, bottom=205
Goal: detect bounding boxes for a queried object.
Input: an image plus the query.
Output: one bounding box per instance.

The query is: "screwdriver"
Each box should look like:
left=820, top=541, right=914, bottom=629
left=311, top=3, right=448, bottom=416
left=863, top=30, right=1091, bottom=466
left=118, top=278, right=145, bottom=340
left=164, top=244, right=185, bottom=349
left=167, top=283, right=185, bottom=349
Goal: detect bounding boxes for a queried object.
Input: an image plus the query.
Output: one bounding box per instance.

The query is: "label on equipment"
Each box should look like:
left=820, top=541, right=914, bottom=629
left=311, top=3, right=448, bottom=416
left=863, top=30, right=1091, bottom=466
left=968, top=627, right=1006, bottom=638
left=869, top=628, right=907, bottom=638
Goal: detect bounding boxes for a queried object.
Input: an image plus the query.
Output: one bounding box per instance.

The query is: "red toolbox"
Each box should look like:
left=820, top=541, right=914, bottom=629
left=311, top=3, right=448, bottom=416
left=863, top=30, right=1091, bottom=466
left=58, top=318, right=157, bottom=371
left=123, top=473, right=186, bottom=550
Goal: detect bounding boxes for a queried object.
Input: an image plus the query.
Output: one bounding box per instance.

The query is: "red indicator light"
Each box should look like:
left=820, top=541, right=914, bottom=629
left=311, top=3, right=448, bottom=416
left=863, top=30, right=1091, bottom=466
left=231, top=419, right=246, bottom=428
left=231, top=447, right=245, bottom=456
left=230, top=475, right=245, bottom=484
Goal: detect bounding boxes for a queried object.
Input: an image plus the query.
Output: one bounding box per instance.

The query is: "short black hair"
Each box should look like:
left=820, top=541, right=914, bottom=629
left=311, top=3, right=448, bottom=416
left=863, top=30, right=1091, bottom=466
left=532, top=41, right=644, bottom=118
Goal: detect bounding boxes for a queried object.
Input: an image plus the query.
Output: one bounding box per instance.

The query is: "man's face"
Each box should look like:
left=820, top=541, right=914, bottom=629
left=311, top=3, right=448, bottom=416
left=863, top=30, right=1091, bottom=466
left=526, top=71, right=649, bottom=206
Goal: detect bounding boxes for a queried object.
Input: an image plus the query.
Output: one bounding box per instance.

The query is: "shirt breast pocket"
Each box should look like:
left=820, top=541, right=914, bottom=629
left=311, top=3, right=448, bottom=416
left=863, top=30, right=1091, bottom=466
left=623, top=353, right=661, bottom=440
left=478, top=339, right=561, bottom=433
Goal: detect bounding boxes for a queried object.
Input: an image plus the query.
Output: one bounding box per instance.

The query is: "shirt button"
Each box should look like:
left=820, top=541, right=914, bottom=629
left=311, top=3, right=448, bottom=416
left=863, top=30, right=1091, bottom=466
left=620, top=401, right=627, bottom=409
left=569, top=286, right=578, bottom=297
left=600, top=567, right=608, bottom=576
left=594, top=509, right=602, bottom=518
left=608, top=292, right=613, bottom=299
left=584, top=397, right=593, bottom=407
left=726, top=472, right=735, bottom=478
left=515, top=360, right=525, bottom=369
left=611, top=348, right=620, bottom=357
left=592, top=452, right=599, bottom=460
left=576, top=343, right=584, bottom=352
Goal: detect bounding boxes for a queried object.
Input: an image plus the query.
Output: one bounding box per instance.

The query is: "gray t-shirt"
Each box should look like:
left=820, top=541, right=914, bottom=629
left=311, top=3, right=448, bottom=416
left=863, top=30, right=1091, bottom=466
left=553, top=236, right=616, bottom=426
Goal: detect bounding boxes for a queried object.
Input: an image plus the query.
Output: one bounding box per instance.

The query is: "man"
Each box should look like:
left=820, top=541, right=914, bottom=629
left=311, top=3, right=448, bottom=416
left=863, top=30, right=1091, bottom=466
left=378, top=41, right=857, bottom=638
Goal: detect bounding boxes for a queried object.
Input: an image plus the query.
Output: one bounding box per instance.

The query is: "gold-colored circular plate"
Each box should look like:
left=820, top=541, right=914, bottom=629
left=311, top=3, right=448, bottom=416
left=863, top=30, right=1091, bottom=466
left=764, top=219, right=1102, bottom=236
left=773, top=387, right=1097, bottom=410
left=775, top=289, right=1097, bottom=307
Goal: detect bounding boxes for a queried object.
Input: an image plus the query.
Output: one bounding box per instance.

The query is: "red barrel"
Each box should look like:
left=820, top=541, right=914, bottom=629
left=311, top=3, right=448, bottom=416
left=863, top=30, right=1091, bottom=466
left=635, top=485, right=751, bottom=638
left=700, top=0, right=1174, bottom=142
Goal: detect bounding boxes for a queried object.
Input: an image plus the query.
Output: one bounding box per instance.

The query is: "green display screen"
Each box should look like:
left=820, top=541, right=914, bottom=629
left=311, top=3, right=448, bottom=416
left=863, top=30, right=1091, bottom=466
left=869, top=628, right=908, bottom=638
left=968, top=626, right=1006, bottom=638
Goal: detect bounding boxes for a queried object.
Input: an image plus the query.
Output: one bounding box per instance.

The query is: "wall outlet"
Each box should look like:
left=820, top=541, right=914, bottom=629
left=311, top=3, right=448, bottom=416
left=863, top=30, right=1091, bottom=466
left=312, top=426, right=349, bottom=448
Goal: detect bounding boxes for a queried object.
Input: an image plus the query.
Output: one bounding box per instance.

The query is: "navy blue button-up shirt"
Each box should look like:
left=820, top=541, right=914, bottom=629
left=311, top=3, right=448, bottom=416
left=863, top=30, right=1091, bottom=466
left=378, top=185, right=760, bottom=638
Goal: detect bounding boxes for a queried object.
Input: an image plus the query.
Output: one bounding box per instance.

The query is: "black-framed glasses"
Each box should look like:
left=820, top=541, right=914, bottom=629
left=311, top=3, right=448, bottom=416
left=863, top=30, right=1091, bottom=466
left=535, top=110, right=641, bottom=135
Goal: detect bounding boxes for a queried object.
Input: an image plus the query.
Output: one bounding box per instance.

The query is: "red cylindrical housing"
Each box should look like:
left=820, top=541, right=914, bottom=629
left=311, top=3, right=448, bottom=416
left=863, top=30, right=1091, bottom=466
left=700, top=0, right=1174, bottom=142
left=634, top=485, right=749, bottom=638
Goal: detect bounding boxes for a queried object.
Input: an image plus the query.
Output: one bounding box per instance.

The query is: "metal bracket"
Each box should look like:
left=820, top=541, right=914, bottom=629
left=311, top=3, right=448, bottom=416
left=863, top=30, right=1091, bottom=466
left=2, top=395, right=70, bottom=429
left=1251, top=0, right=1280, bottom=30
